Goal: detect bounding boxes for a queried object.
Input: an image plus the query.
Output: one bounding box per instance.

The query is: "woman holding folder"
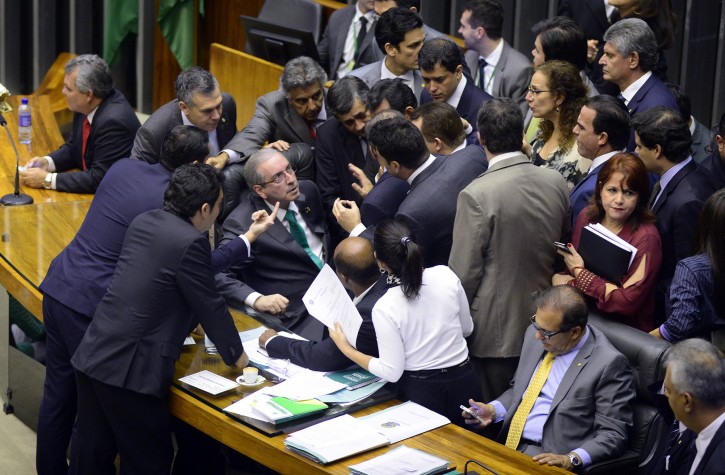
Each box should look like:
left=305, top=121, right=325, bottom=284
left=552, top=153, right=662, bottom=331
left=329, top=220, right=482, bottom=425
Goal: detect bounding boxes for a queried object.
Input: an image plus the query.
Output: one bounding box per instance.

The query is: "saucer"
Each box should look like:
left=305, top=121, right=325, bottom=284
left=236, top=375, right=266, bottom=387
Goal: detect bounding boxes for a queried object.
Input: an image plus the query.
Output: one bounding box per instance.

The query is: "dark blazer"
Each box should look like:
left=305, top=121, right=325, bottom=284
left=131, top=93, right=238, bottom=164
left=557, top=0, right=610, bottom=42
left=497, top=325, right=636, bottom=464
left=569, top=161, right=607, bottom=228
left=652, top=160, right=715, bottom=321
left=317, top=5, right=377, bottom=79
left=265, top=276, right=389, bottom=371
left=692, top=421, right=725, bottom=475
left=71, top=209, right=245, bottom=398
left=216, top=180, right=330, bottom=341
left=691, top=120, right=712, bottom=164
left=50, top=89, right=140, bottom=193
left=419, top=77, right=493, bottom=135
left=361, top=171, right=410, bottom=227
left=700, top=149, right=725, bottom=191
left=625, top=74, right=679, bottom=151
left=372, top=146, right=487, bottom=267
left=40, top=158, right=249, bottom=320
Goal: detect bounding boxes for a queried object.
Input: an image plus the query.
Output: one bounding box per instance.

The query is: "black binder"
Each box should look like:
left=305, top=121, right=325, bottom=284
left=578, top=226, right=633, bottom=283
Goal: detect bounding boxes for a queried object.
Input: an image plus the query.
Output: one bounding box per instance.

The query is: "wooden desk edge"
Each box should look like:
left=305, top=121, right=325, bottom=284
left=0, top=258, right=43, bottom=320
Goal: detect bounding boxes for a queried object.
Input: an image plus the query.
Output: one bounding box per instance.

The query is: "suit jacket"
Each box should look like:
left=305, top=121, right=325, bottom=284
left=265, top=276, right=389, bottom=371
left=216, top=180, right=330, bottom=341
left=379, top=146, right=487, bottom=268
left=557, top=0, right=611, bottom=42
left=361, top=171, right=410, bottom=227
left=40, top=158, right=249, bottom=320
left=71, top=209, right=245, bottom=398
left=349, top=59, right=425, bottom=102
left=625, top=74, right=679, bottom=151
left=652, top=160, right=715, bottom=321
left=569, top=161, right=607, bottom=228
left=131, top=93, right=238, bottom=164
left=449, top=153, right=570, bottom=358
left=317, top=5, right=377, bottom=79
left=700, top=149, right=725, bottom=191
left=496, top=325, right=635, bottom=464
left=419, top=77, right=493, bottom=134
left=464, top=42, right=534, bottom=116
left=231, top=90, right=319, bottom=160
left=50, top=89, right=140, bottom=193
left=692, top=420, right=725, bottom=475
left=691, top=120, right=712, bottom=164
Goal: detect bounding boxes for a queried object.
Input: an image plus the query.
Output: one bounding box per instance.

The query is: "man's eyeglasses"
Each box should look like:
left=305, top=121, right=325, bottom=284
left=527, top=86, right=551, bottom=95
left=259, top=164, right=296, bottom=186
left=530, top=314, right=565, bottom=340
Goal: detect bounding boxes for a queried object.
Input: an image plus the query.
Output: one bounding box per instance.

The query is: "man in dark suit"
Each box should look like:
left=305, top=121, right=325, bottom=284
left=663, top=339, right=725, bottom=475
left=259, top=237, right=387, bottom=371
left=71, top=165, right=263, bottom=474
left=21, top=54, right=140, bottom=193
left=216, top=149, right=331, bottom=341
left=318, top=0, right=377, bottom=80
left=459, top=0, right=533, bottom=116
left=350, top=8, right=425, bottom=102
left=570, top=95, right=630, bottom=226
left=230, top=56, right=326, bottom=180
left=419, top=37, right=492, bottom=137
left=700, top=112, right=725, bottom=191
left=633, top=107, right=715, bottom=324
left=36, top=127, right=253, bottom=475
left=131, top=67, right=256, bottom=171
left=333, top=115, right=484, bottom=267
left=463, top=285, right=636, bottom=471
left=599, top=19, right=679, bottom=151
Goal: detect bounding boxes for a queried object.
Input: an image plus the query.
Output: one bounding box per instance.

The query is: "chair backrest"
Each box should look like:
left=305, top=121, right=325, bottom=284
left=257, top=0, right=323, bottom=43
left=588, top=313, right=671, bottom=468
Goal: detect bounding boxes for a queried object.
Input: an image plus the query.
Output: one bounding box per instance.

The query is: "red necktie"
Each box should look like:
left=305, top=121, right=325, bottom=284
left=307, top=121, right=317, bottom=140
left=81, top=117, right=90, bottom=170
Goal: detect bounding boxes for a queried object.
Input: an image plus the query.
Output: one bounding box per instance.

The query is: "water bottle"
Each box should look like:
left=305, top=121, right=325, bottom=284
left=18, top=98, right=32, bottom=145
left=204, top=333, right=218, bottom=355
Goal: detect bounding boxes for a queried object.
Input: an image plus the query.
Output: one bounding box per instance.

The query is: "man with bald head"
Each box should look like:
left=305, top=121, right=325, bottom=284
left=258, top=237, right=388, bottom=371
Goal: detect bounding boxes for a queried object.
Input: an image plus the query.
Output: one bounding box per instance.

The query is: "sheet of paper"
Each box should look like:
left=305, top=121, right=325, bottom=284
left=238, top=326, right=267, bottom=342
left=359, top=401, right=450, bottom=444
left=263, top=373, right=346, bottom=401
left=349, top=445, right=449, bottom=475
left=224, top=388, right=276, bottom=422
left=317, top=381, right=386, bottom=404
left=240, top=337, right=324, bottom=381
left=302, top=264, right=362, bottom=345
left=178, top=370, right=238, bottom=395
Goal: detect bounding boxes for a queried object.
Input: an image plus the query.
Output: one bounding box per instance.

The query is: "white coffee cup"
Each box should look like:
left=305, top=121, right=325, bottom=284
left=243, top=366, right=259, bottom=384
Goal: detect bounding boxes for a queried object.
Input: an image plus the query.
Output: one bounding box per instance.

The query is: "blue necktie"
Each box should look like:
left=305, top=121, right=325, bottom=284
left=478, top=58, right=488, bottom=90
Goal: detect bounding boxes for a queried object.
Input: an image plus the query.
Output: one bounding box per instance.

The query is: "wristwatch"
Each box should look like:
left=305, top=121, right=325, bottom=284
left=42, top=173, right=52, bottom=190
left=568, top=452, right=582, bottom=471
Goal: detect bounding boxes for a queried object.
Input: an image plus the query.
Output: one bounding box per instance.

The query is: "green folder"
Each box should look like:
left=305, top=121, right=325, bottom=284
left=254, top=397, right=328, bottom=424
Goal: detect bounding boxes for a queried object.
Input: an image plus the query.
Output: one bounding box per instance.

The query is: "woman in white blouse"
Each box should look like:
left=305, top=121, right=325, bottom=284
left=330, top=220, right=482, bottom=425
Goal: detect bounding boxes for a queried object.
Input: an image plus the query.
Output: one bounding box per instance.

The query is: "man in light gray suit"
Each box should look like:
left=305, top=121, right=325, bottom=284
left=459, top=0, right=533, bottom=115
left=318, top=0, right=377, bottom=80
left=462, top=285, right=635, bottom=471
left=449, top=99, right=570, bottom=401
left=350, top=8, right=425, bottom=102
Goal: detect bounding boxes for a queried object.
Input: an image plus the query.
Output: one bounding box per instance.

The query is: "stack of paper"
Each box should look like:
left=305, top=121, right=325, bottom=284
left=349, top=445, right=450, bottom=475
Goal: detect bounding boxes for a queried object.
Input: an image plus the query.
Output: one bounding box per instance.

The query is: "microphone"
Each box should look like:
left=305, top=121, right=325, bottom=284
left=0, top=112, right=34, bottom=205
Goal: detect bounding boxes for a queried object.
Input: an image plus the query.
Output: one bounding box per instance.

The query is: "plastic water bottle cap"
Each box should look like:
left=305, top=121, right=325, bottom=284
left=21, top=98, right=28, bottom=105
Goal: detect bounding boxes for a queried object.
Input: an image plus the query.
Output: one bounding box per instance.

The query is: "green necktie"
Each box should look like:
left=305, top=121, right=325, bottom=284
left=284, top=210, right=323, bottom=269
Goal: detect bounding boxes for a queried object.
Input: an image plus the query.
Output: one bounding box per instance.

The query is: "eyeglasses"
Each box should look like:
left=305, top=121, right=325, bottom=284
left=259, top=164, right=296, bottom=186
left=530, top=314, right=565, bottom=340
left=527, top=86, right=551, bottom=95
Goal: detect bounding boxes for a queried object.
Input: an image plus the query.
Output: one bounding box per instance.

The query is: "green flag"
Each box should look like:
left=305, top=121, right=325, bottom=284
left=157, top=0, right=204, bottom=70
left=103, top=0, right=139, bottom=67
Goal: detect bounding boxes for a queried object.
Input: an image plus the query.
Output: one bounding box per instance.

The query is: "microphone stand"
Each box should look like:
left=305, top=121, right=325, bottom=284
left=0, top=113, right=34, bottom=205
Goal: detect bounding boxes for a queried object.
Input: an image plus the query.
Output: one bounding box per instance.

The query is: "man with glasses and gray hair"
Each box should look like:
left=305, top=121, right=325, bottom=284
left=22, top=54, right=140, bottom=193
left=216, top=148, right=330, bottom=341
left=462, top=285, right=636, bottom=472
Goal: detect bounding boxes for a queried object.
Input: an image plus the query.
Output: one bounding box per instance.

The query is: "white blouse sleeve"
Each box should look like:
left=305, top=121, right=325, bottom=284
left=367, top=303, right=406, bottom=383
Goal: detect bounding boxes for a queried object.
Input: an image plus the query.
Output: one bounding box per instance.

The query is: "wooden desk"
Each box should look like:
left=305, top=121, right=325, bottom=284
left=0, top=96, right=93, bottom=204
left=0, top=201, right=566, bottom=475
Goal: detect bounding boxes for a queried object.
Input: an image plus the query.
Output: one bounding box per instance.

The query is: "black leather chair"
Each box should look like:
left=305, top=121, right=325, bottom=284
left=247, top=0, right=323, bottom=50
left=583, top=313, right=671, bottom=475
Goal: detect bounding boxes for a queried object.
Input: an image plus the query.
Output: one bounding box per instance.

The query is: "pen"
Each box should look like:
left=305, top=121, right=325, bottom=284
left=460, top=404, right=486, bottom=425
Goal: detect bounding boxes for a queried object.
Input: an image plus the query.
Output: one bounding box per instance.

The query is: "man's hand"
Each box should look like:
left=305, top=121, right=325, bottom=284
left=245, top=202, right=280, bottom=242
left=20, top=167, right=49, bottom=188
left=253, top=294, right=289, bottom=315
left=552, top=273, right=573, bottom=286
left=233, top=352, right=250, bottom=369
left=587, top=39, right=599, bottom=63
left=461, top=399, right=495, bottom=427
left=332, top=198, right=362, bottom=233
left=206, top=152, right=230, bottom=169
left=349, top=163, right=374, bottom=198
left=258, top=329, right=278, bottom=348
left=264, top=140, right=291, bottom=152
left=26, top=157, right=50, bottom=170
left=532, top=453, right=573, bottom=471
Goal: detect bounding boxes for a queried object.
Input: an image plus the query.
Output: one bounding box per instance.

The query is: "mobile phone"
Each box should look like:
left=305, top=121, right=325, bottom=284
left=554, top=242, right=571, bottom=254
left=460, top=405, right=486, bottom=424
